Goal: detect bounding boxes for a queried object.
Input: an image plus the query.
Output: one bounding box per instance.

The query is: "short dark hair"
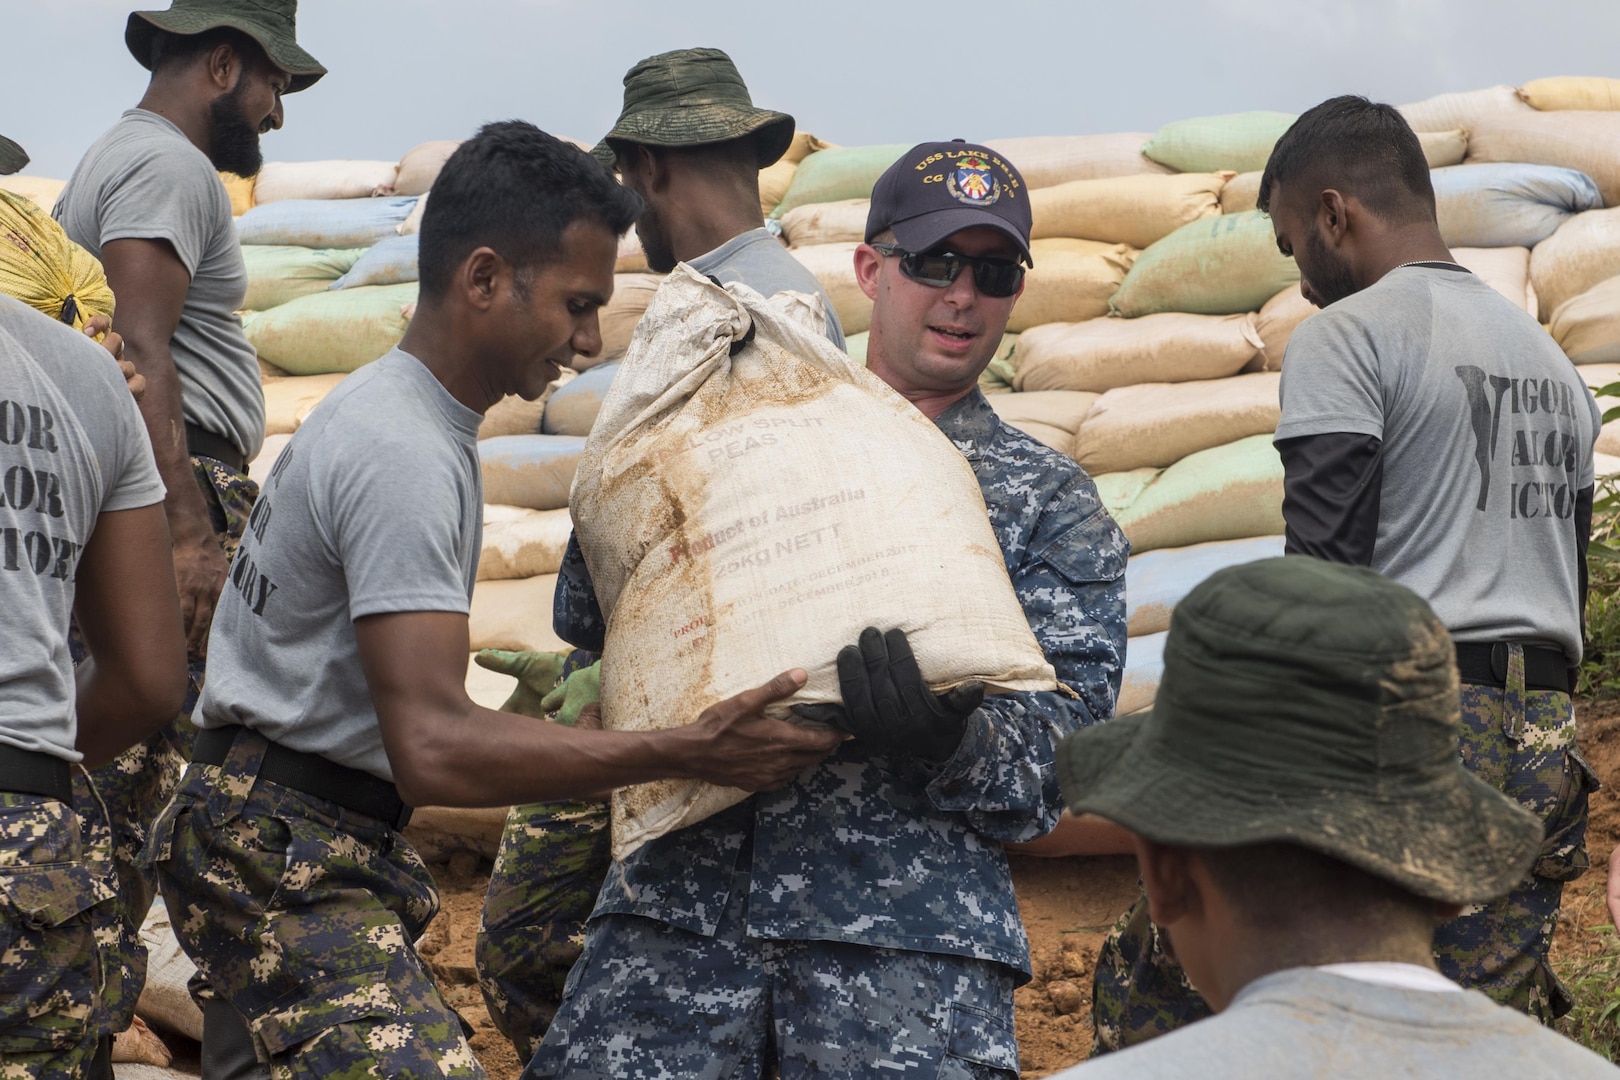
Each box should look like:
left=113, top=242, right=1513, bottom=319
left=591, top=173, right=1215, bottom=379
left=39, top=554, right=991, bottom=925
left=148, top=26, right=269, bottom=75
left=1257, top=95, right=1435, bottom=224
left=1198, top=841, right=1436, bottom=931
left=418, top=121, right=642, bottom=298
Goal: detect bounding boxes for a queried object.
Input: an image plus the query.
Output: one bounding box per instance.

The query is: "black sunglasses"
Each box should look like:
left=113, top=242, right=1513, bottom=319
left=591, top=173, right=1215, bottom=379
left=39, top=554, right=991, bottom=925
left=870, top=243, right=1026, bottom=299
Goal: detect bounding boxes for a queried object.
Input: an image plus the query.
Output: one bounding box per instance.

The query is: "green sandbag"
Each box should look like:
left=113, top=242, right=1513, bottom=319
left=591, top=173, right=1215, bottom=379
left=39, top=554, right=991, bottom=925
left=771, top=143, right=910, bottom=219
left=1104, top=434, right=1284, bottom=554
left=242, top=281, right=416, bottom=376
left=241, top=245, right=365, bottom=311
left=1109, top=211, right=1298, bottom=318
left=1142, top=111, right=1297, bottom=174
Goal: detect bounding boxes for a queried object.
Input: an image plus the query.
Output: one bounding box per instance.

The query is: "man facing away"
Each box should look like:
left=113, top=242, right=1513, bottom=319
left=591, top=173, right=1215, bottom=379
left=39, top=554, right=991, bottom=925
left=474, top=48, right=846, bottom=1058
left=524, top=140, right=1127, bottom=1079
left=0, top=128, right=187, bottom=1079
left=1053, top=556, right=1615, bottom=1079
left=53, top=0, right=324, bottom=1056
left=1091, top=94, right=1603, bottom=1050
left=143, top=122, right=842, bottom=1080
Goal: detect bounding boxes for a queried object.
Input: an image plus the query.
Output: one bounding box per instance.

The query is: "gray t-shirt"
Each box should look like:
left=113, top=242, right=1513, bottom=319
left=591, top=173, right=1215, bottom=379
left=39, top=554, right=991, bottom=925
left=1052, top=967, right=1616, bottom=1079
left=56, top=109, right=264, bottom=461
left=195, top=350, right=483, bottom=780
left=690, top=228, right=847, bottom=351
left=1276, top=265, right=1600, bottom=661
left=0, top=295, right=165, bottom=762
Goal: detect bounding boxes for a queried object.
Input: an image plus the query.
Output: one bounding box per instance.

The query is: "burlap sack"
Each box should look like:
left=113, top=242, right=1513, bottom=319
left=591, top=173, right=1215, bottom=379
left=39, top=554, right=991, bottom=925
left=1466, top=111, right=1620, bottom=207
left=261, top=371, right=346, bottom=435
left=1109, top=211, right=1299, bottom=318
left=984, top=134, right=1173, bottom=188
left=1519, top=77, right=1620, bottom=112
left=581, top=272, right=663, bottom=371
left=1029, top=173, right=1228, bottom=249
left=478, top=505, right=574, bottom=581
left=1009, top=239, right=1135, bottom=332
left=468, top=573, right=567, bottom=653
left=1125, top=535, right=1286, bottom=637
left=986, top=390, right=1099, bottom=457
left=479, top=434, right=586, bottom=511
left=1530, top=208, right=1620, bottom=315
left=572, top=267, right=1056, bottom=858
left=395, top=140, right=461, bottom=196
left=1074, top=372, right=1281, bottom=474
left=252, top=160, right=399, bottom=203
left=788, top=241, right=871, bottom=333
left=1102, top=434, right=1285, bottom=554
left=1014, top=312, right=1262, bottom=392
left=780, top=198, right=868, bottom=248
left=1550, top=275, right=1620, bottom=365
left=1399, top=84, right=1533, bottom=132
left=1252, top=285, right=1315, bottom=371
left=1452, top=246, right=1538, bottom=317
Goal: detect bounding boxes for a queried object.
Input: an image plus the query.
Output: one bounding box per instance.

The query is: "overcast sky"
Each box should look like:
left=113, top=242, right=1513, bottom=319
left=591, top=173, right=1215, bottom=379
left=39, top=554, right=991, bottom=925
left=10, top=0, right=1620, bottom=178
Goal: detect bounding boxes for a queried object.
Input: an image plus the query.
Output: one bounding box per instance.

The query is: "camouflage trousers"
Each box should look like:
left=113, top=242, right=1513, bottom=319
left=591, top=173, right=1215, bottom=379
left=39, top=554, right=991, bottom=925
left=475, top=798, right=610, bottom=1062
left=145, top=728, right=483, bottom=1079
left=0, top=793, right=115, bottom=1080
left=525, top=866, right=1020, bottom=1079
left=71, top=454, right=255, bottom=1038
left=1090, top=670, right=1597, bottom=1053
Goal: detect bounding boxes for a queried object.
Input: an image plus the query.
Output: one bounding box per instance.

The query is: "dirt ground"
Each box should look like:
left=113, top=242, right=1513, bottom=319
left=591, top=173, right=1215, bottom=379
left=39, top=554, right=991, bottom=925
left=416, top=696, right=1620, bottom=1080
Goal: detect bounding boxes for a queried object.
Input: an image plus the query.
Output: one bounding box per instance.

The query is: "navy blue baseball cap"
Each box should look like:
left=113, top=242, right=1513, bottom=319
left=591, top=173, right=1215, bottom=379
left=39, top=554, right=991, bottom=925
left=865, top=140, right=1033, bottom=266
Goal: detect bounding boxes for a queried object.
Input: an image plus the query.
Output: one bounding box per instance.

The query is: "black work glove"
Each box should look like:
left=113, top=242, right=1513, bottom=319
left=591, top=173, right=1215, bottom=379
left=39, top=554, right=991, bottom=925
left=792, top=627, right=984, bottom=764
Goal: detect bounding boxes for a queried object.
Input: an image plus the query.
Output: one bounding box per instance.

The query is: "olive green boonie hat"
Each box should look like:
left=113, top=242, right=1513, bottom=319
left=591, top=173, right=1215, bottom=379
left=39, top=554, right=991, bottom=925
left=1057, top=557, right=1543, bottom=906
left=592, top=47, right=794, bottom=170
left=0, top=135, right=28, bottom=176
left=126, top=0, right=327, bottom=93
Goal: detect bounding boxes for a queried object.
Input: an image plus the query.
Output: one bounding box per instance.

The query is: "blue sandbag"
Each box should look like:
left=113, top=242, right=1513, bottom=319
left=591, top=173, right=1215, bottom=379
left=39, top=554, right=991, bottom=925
left=543, top=363, right=620, bottom=437
left=479, top=435, right=588, bottom=512
left=1125, top=535, right=1285, bottom=637
left=331, top=233, right=419, bottom=289
left=1432, top=164, right=1602, bottom=250
left=237, top=196, right=419, bottom=248
left=1118, top=630, right=1165, bottom=715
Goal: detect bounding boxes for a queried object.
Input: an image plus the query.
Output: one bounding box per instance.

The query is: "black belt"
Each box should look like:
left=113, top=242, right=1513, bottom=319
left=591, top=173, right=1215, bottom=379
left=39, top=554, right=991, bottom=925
left=185, top=422, right=246, bottom=473
left=193, top=726, right=412, bottom=830
left=0, top=745, right=73, bottom=802
left=1455, top=642, right=1574, bottom=695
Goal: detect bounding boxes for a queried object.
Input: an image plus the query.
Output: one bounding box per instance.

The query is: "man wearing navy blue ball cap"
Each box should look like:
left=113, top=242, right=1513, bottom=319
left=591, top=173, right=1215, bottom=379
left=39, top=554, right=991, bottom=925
left=524, top=140, right=1127, bottom=1080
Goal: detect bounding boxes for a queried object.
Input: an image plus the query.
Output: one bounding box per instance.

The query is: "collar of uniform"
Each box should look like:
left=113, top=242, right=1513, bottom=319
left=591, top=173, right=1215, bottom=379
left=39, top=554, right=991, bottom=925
left=933, top=386, right=998, bottom=462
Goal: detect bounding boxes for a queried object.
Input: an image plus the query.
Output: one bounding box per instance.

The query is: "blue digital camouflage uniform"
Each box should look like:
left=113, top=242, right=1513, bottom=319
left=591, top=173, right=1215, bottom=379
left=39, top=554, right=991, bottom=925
left=1090, top=643, right=1598, bottom=1053
left=69, top=455, right=255, bottom=1042
left=525, top=388, right=1129, bottom=1077
left=0, top=792, right=115, bottom=1080
left=146, top=728, right=483, bottom=1079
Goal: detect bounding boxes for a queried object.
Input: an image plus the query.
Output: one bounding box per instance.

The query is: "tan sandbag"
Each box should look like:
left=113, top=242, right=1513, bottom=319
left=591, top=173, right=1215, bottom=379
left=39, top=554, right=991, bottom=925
left=219, top=171, right=255, bottom=216
left=1094, top=467, right=1162, bottom=516
left=615, top=225, right=647, bottom=273
left=469, top=573, right=567, bottom=653
left=1252, top=286, right=1315, bottom=371
left=1014, top=312, right=1262, bottom=392
left=1399, top=84, right=1533, bottom=132
left=1029, top=173, right=1228, bottom=249
left=466, top=651, right=517, bottom=710
left=397, top=191, right=427, bottom=236
left=1452, top=246, right=1537, bottom=317
left=574, top=268, right=1057, bottom=858
left=788, top=241, right=871, bottom=333
left=0, top=175, right=65, bottom=210
left=1530, top=208, right=1620, bottom=316
left=987, top=390, right=1099, bottom=456
left=479, top=505, right=574, bottom=581
left=1223, top=129, right=1469, bottom=213
left=261, top=372, right=346, bottom=435
left=248, top=433, right=292, bottom=489
left=479, top=370, right=572, bottom=440
left=781, top=198, right=868, bottom=248
left=759, top=158, right=798, bottom=216
left=983, top=134, right=1174, bottom=188
left=783, top=131, right=834, bottom=165
left=576, top=272, right=662, bottom=370
left=1074, top=372, right=1280, bottom=475
left=1550, top=276, right=1620, bottom=365
left=112, top=1017, right=171, bottom=1066
left=1466, top=111, right=1620, bottom=207
left=1104, top=434, right=1285, bottom=555
left=1520, top=77, right=1620, bottom=112
left=396, top=140, right=461, bottom=196
left=1009, top=239, right=1135, bottom=332
left=1597, top=451, right=1620, bottom=477
left=1221, top=171, right=1263, bottom=215
left=252, top=160, right=400, bottom=203
left=479, top=435, right=586, bottom=511
left=405, top=805, right=510, bottom=861
left=1116, top=630, right=1165, bottom=715
left=136, top=899, right=203, bottom=1042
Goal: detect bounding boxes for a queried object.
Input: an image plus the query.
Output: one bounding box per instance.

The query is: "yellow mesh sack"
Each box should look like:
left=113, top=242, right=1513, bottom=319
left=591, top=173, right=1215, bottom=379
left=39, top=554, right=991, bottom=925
left=0, top=189, right=115, bottom=330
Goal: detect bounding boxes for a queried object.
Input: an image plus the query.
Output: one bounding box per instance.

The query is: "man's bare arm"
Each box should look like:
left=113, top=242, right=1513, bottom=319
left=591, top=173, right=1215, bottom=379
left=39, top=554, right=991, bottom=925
left=356, top=610, right=844, bottom=808
left=99, top=237, right=227, bottom=656
left=72, top=504, right=187, bottom=767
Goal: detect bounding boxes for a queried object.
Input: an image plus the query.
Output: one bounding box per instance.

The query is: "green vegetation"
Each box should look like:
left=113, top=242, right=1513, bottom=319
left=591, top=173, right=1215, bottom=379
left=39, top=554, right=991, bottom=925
left=1579, top=380, right=1620, bottom=699
left=1557, top=926, right=1620, bottom=1061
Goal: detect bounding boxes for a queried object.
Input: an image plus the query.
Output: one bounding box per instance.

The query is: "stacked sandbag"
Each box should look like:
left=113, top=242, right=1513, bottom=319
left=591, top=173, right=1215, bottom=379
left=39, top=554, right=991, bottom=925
left=478, top=505, right=574, bottom=581
left=780, top=199, right=868, bottom=248
left=984, top=133, right=1173, bottom=187
left=1219, top=129, right=1468, bottom=214
left=395, top=140, right=460, bottom=196
left=242, top=281, right=417, bottom=375
left=542, top=362, right=619, bottom=436
left=1431, top=164, right=1601, bottom=249
left=237, top=196, right=419, bottom=248
left=1029, top=173, right=1228, bottom=248
left=1466, top=110, right=1620, bottom=206
left=241, top=244, right=363, bottom=309
left=788, top=241, right=871, bottom=333
left=1098, top=434, right=1286, bottom=555
left=1530, top=208, right=1620, bottom=314
left=1108, top=211, right=1298, bottom=317
left=1399, top=84, right=1534, bottom=131
left=481, top=369, right=574, bottom=440
left=261, top=371, right=347, bottom=435
left=1453, top=247, right=1539, bottom=316
left=1142, top=112, right=1297, bottom=174
left=1074, top=372, right=1281, bottom=474
left=1010, top=240, right=1136, bottom=331
left=330, top=233, right=418, bottom=289
left=1014, top=312, right=1262, bottom=392
left=987, top=390, right=1099, bottom=455
left=1125, top=535, right=1287, bottom=637
left=469, top=572, right=567, bottom=653
left=251, top=160, right=399, bottom=203
left=588, top=273, right=662, bottom=368
left=479, top=435, right=588, bottom=511
left=760, top=131, right=833, bottom=216
left=1550, top=276, right=1620, bottom=365
left=1251, top=285, right=1314, bottom=370
left=771, top=143, right=911, bottom=218
left=219, top=171, right=255, bottom=216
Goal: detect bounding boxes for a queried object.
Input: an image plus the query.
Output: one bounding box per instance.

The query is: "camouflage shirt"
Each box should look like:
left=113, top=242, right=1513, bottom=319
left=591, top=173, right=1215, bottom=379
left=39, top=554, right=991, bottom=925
left=554, top=388, right=1128, bottom=979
